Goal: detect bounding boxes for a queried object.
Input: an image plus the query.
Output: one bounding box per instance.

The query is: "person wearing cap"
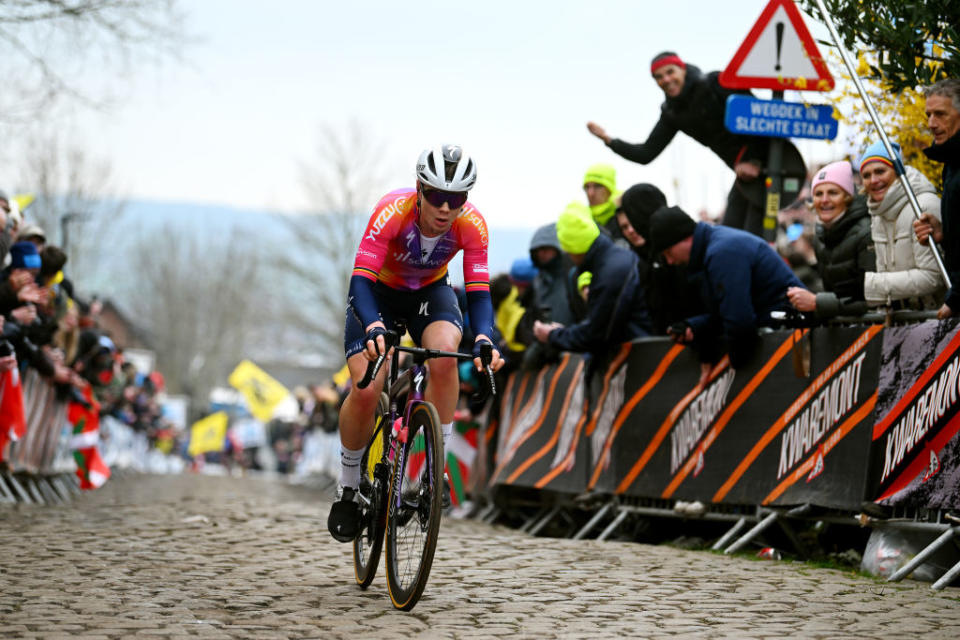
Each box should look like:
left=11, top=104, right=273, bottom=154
left=914, top=78, right=960, bottom=319
left=490, top=258, right=536, bottom=363
left=786, top=161, right=875, bottom=318
left=858, top=140, right=944, bottom=310
left=649, top=205, right=804, bottom=371
left=533, top=202, right=650, bottom=358
left=586, top=51, right=805, bottom=238
left=582, top=164, right=624, bottom=242
left=617, top=183, right=705, bottom=334
left=16, top=223, right=47, bottom=251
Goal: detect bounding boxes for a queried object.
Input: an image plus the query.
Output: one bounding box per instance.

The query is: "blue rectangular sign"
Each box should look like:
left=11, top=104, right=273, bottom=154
left=724, top=95, right=838, bottom=140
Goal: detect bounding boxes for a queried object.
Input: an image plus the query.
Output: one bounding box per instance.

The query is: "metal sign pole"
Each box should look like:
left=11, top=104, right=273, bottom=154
left=764, top=90, right=785, bottom=243
left=812, top=0, right=952, bottom=289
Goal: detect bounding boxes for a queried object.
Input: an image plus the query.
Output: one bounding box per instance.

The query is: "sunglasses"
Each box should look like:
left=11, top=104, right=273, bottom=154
left=421, top=187, right=468, bottom=209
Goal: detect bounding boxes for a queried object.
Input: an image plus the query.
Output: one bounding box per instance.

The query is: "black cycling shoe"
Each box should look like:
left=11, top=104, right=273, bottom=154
left=441, top=473, right=451, bottom=509
left=328, top=485, right=361, bottom=542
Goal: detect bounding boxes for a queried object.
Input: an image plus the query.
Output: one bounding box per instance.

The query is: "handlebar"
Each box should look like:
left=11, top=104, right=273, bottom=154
left=355, top=331, right=497, bottom=402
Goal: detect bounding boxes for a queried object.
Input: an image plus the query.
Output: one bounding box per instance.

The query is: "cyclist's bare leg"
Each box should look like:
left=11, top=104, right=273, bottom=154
left=420, top=320, right=462, bottom=424
left=338, top=352, right=388, bottom=451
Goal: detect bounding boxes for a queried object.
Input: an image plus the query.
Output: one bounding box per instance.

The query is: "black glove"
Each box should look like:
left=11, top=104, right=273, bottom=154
left=472, top=338, right=494, bottom=360
left=364, top=326, right=388, bottom=355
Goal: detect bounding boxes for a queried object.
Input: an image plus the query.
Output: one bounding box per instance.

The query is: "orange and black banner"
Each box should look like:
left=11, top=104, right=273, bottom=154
left=867, top=319, right=960, bottom=510
left=487, top=322, right=960, bottom=512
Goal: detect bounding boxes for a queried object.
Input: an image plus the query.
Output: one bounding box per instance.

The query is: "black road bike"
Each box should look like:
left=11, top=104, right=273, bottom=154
left=352, top=330, right=495, bottom=610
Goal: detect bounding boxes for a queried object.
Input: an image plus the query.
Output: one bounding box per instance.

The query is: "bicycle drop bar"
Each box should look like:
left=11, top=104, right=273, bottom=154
left=356, top=331, right=400, bottom=389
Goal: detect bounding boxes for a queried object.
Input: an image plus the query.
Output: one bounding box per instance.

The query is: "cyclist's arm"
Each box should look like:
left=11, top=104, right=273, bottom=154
left=459, top=212, right=495, bottom=341
left=350, top=194, right=400, bottom=329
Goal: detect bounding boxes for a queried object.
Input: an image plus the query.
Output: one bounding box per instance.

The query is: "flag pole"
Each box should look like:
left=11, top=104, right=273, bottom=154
left=812, top=0, right=951, bottom=289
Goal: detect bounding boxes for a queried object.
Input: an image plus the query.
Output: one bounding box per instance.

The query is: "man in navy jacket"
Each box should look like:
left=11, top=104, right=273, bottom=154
left=533, top=202, right=651, bottom=357
left=649, top=206, right=804, bottom=372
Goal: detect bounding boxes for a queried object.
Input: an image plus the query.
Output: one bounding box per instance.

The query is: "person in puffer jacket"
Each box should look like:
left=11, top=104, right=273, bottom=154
left=858, top=140, right=945, bottom=310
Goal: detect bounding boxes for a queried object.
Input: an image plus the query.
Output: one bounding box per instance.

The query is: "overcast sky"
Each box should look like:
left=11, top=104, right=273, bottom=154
left=68, top=0, right=849, bottom=229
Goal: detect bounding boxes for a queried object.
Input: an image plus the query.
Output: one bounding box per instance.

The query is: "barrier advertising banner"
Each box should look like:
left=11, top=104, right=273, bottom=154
left=868, top=319, right=960, bottom=510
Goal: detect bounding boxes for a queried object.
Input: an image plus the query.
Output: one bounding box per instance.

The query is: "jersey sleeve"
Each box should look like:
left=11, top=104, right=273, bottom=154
left=348, top=190, right=409, bottom=327
left=458, top=207, right=494, bottom=339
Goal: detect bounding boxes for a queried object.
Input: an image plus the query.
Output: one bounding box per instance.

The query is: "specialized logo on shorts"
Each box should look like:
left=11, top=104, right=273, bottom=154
left=419, top=302, right=429, bottom=316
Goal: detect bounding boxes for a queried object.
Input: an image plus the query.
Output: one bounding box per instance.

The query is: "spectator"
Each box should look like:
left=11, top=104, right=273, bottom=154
left=582, top=164, right=624, bottom=242
left=527, top=223, right=576, bottom=326
left=490, top=259, right=535, bottom=368
left=859, top=140, right=945, bottom=310
left=533, top=202, right=651, bottom=359
left=587, top=51, right=805, bottom=237
left=617, top=182, right=704, bottom=334
left=649, top=205, right=804, bottom=377
left=782, top=223, right=823, bottom=292
left=16, top=223, right=46, bottom=251
left=914, top=78, right=960, bottom=319
left=786, top=161, right=874, bottom=319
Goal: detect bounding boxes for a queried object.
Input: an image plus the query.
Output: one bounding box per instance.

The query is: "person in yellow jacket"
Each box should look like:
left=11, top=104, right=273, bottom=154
left=490, top=257, right=536, bottom=369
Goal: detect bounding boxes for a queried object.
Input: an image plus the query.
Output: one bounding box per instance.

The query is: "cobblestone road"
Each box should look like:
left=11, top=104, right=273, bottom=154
left=1, top=473, right=959, bottom=639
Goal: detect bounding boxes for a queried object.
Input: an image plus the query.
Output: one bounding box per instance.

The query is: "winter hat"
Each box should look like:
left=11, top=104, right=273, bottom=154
left=651, top=51, right=686, bottom=75
left=529, top=222, right=561, bottom=251
left=620, top=183, right=668, bottom=239
left=9, top=241, right=41, bottom=270
left=556, top=201, right=600, bottom=254
left=859, top=140, right=903, bottom=173
left=509, top=257, right=537, bottom=285
left=811, top=161, right=855, bottom=196
left=583, top=164, right=617, bottom=195
left=648, top=206, right=697, bottom=254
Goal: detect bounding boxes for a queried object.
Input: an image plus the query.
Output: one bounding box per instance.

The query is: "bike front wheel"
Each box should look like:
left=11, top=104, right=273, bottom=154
left=353, top=392, right=390, bottom=588
left=385, top=401, right=443, bottom=610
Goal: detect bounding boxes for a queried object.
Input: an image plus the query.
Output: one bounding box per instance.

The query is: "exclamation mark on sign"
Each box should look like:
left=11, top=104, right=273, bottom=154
left=774, top=22, right=784, bottom=72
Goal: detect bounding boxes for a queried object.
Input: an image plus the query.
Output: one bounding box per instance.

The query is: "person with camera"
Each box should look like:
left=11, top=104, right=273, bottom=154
left=327, top=144, right=504, bottom=543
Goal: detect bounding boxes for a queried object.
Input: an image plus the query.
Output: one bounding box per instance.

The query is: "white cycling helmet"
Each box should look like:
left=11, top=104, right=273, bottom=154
left=416, top=144, right=477, bottom=192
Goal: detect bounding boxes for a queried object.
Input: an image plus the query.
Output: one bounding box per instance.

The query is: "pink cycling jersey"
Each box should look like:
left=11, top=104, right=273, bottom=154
left=352, top=188, right=490, bottom=294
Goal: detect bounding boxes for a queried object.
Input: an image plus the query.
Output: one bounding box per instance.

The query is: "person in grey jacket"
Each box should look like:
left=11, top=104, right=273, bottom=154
left=859, top=140, right=945, bottom=310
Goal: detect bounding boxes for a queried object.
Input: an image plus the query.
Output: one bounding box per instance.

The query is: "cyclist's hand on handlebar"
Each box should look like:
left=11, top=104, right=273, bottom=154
left=363, top=323, right=389, bottom=362
left=472, top=336, right=503, bottom=373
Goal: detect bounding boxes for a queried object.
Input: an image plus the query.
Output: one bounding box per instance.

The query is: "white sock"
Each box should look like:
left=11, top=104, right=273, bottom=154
left=339, top=445, right=365, bottom=490
left=441, top=422, right=454, bottom=461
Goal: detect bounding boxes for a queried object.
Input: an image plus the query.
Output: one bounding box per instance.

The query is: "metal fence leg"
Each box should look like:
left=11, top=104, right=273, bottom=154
left=40, top=477, right=64, bottom=505
left=477, top=503, right=498, bottom=522
left=49, top=477, right=73, bottom=503
left=528, top=505, right=563, bottom=536
left=777, top=517, right=808, bottom=558
left=520, top=506, right=551, bottom=533
left=573, top=502, right=615, bottom=540
left=711, top=517, right=750, bottom=551
left=481, top=506, right=501, bottom=525
left=888, top=528, right=958, bottom=583
left=724, top=510, right=780, bottom=554
left=596, top=509, right=630, bottom=541
left=5, top=473, right=33, bottom=503
left=0, top=474, right=16, bottom=503
left=25, top=477, right=45, bottom=505
left=932, top=556, right=960, bottom=591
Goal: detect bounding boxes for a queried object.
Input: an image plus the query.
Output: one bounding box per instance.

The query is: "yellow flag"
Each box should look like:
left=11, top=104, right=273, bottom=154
left=188, top=411, right=229, bottom=457
left=12, top=194, right=35, bottom=212
left=228, top=360, right=291, bottom=423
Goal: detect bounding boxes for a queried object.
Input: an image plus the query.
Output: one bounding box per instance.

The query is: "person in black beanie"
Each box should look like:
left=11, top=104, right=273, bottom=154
left=649, top=205, right=805, bottom=379
left=587, top=51, right=806, bottom=238
left=616, top=183, right=704, bottom=334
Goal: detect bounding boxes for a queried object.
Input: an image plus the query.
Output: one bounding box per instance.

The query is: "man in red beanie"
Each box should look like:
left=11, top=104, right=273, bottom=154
left=587, top=51, right=805, bottom=238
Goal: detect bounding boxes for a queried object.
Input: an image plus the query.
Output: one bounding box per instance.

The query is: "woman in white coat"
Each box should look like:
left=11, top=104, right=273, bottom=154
left=859, top=140, right=946, bottom=309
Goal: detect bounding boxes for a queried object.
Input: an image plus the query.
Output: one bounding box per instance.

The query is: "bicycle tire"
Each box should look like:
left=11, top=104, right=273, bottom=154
left=385, top=400, right=443, bottom=610
left=352, top=393, right=390, bottom=588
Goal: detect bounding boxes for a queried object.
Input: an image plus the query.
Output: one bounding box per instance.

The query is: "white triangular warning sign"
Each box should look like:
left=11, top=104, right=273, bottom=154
left=719, top=0, right=834, bottom=91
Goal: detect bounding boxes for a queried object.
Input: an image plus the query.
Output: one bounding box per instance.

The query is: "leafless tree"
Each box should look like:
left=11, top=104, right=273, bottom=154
left=123, top=224, right=269, bottom=404
left=14, top=129, right=125, bottom=284
left=276, top=121, right=393, bottom=359
left=0, top=0, right=185, bottom=118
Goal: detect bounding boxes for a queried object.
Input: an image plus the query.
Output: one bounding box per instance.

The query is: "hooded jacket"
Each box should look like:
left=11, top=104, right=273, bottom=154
left=864, top=166, right=945, bottom=308
left=548, top=233, right=651, bottom=354
left=528, top=223, right=576, bottom=326
left=812, top=195, right=875, bottom=317
left=924, top=128, right=960, bottom=312
left=685, top=223, right=803, bottom=367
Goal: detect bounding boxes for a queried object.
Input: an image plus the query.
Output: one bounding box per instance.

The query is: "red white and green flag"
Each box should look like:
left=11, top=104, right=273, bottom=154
left=68, top=386, right=110, bottom=490
left=0, top=367, right=27, bottom=462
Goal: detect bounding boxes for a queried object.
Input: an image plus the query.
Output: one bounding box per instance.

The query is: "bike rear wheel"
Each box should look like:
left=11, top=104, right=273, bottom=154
left=385, top=401, right=443, bottom=610
left=352, top=393, right=390, bottom=588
